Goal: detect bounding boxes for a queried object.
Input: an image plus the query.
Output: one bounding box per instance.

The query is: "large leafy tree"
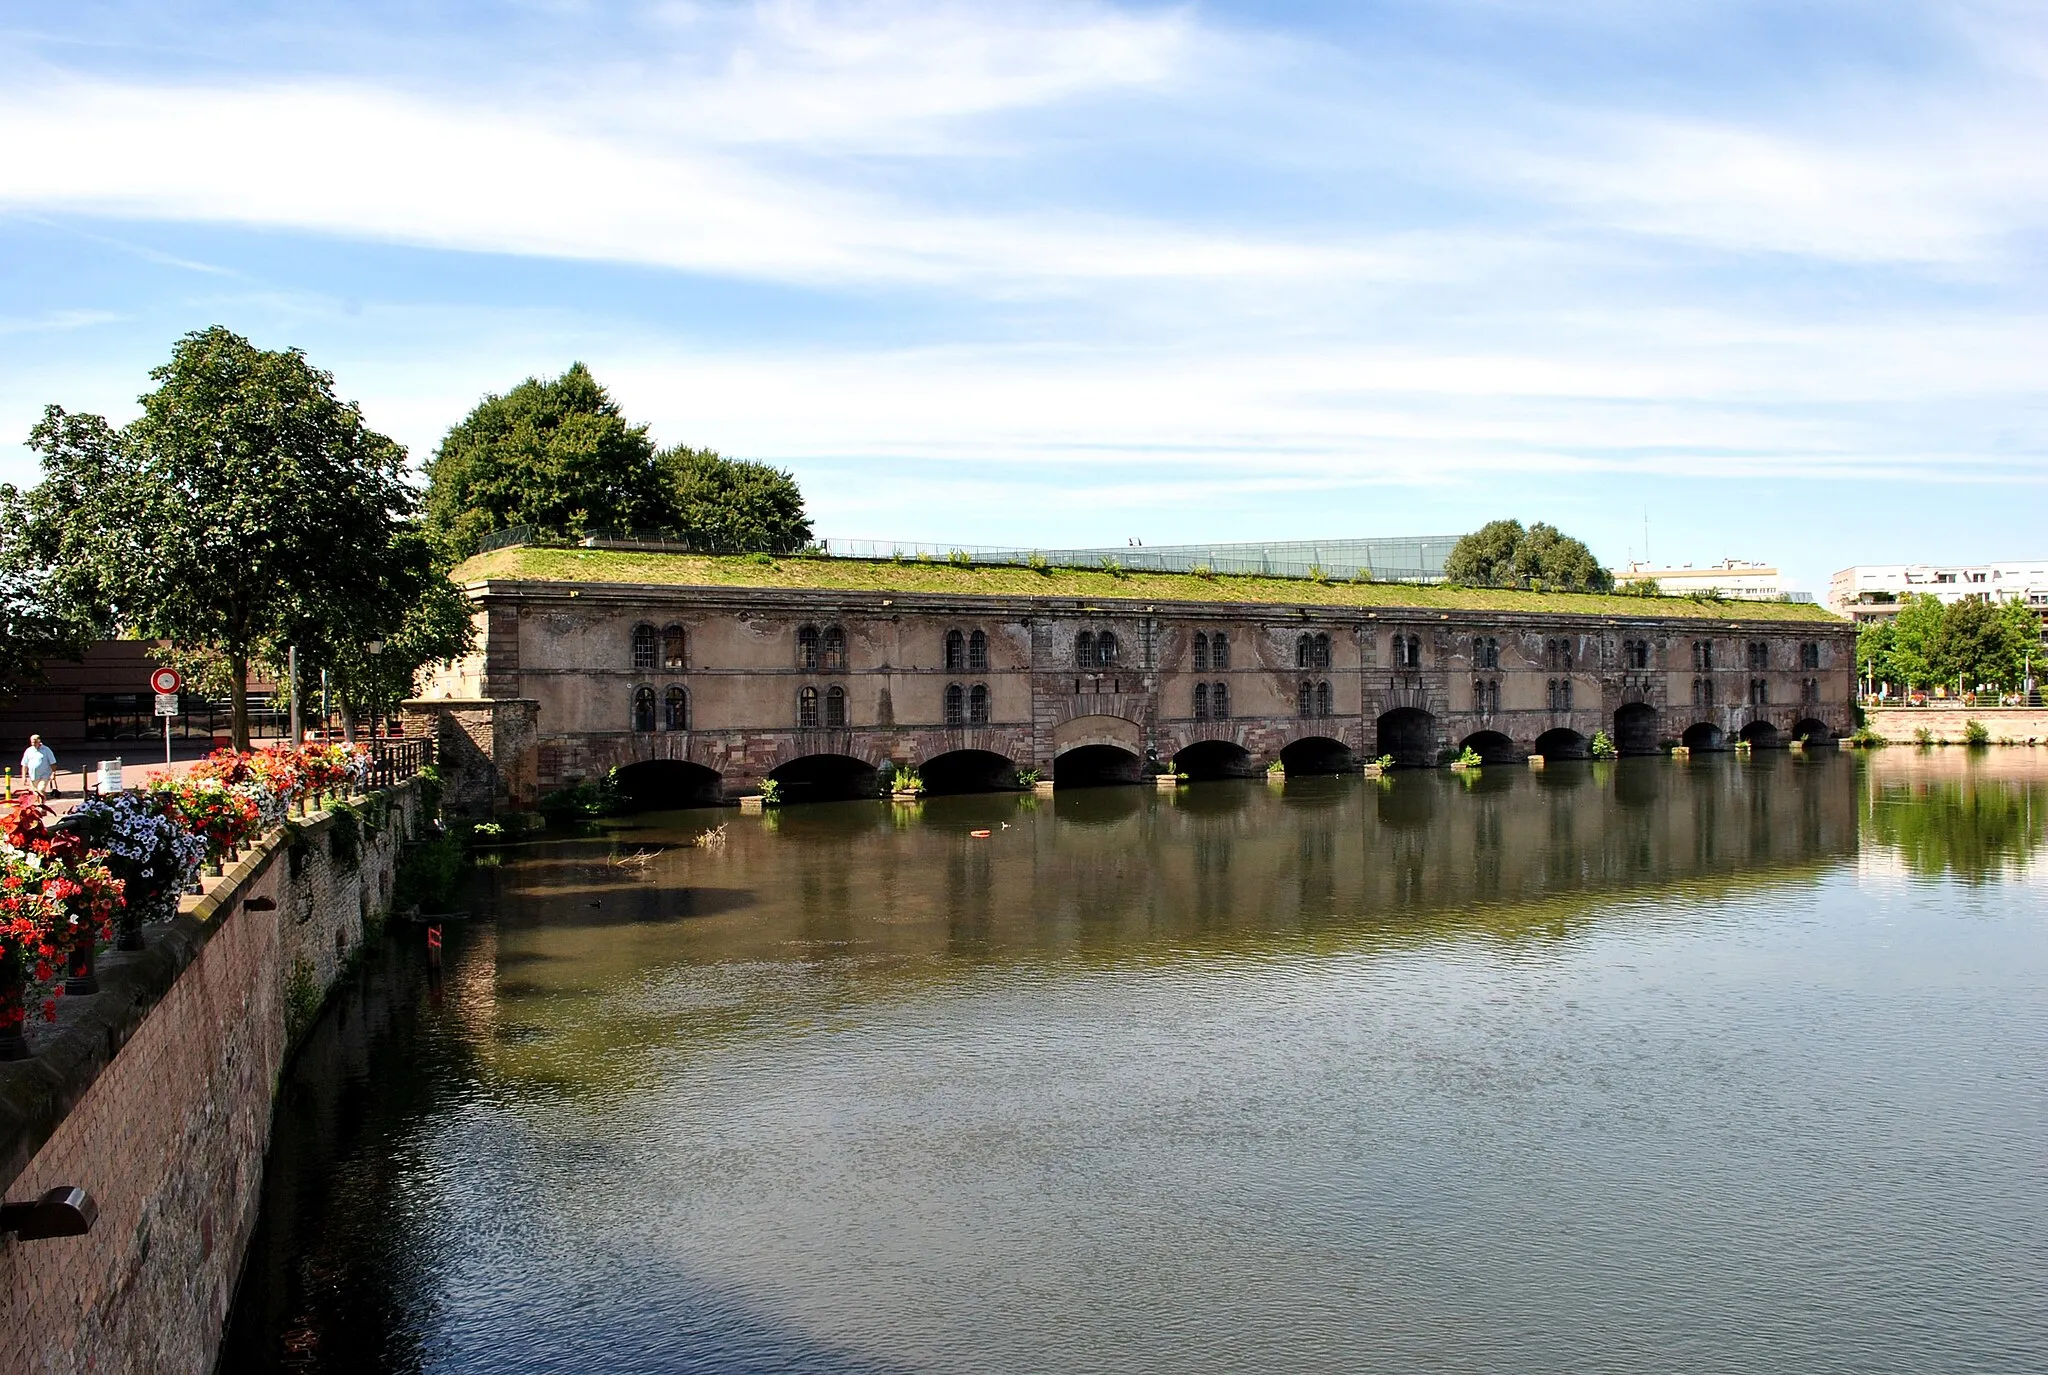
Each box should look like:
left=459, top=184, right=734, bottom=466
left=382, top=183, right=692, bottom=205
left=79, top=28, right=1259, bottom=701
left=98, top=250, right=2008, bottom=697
left=1444, top=519, right=1613, bottom=593
left=25, top=327, right=416, bottom=749
left=1885, top=593, right=1946, bottom=691
left=424, top=363, right=667, bottom=559
left=657, top=445, right=812, bottom=554
left=0, top=483, right=93, bottom=701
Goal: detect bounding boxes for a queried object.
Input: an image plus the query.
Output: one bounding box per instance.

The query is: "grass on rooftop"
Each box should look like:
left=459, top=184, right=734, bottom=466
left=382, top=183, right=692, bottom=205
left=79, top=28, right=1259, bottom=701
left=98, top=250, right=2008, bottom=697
left=451, top=545, right=1841, bottom=623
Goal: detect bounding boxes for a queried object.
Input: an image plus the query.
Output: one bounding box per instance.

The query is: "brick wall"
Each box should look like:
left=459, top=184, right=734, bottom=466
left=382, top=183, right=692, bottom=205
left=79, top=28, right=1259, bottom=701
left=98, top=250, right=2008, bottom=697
left=0, top=783, right=420, bottom=1375
left=1863, top=707, right=2048, bottom=744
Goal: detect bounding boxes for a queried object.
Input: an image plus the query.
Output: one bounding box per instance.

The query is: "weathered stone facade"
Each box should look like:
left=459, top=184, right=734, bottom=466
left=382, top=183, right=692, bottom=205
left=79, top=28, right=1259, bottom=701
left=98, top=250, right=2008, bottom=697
left=409, top=576, right=1858, bottom=804
left=0, top=785, right=422, bottom=1375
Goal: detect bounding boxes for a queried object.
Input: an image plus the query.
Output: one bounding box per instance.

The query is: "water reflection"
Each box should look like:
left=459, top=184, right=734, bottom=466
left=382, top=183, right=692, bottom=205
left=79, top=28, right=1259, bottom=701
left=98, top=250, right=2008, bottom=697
left=1863, top=752, right=2048, bottom=882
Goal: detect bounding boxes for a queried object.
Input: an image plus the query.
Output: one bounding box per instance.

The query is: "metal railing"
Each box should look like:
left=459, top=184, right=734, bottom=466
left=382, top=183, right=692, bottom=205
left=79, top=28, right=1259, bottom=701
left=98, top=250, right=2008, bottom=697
left=364, top=739, right=434, bottom=792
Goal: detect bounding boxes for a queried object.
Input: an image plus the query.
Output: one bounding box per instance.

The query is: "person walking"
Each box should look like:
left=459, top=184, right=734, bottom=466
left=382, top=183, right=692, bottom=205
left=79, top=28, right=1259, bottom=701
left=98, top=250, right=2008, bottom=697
left=20, top=734, right=57, bottom=801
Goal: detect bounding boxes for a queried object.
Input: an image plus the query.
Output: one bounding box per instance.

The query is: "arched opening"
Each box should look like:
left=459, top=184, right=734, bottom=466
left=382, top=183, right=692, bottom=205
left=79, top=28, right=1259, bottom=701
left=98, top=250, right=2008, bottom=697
left=1173, top=739, right=1258, bottom=781
left=1280, top=736, right=1357, bottom=775
left=1681, top=722, right=1725, bottom=752
left=661, top=625, right=687, bottom=670
left=769, top=753, right=879, bottom=804
left=1614, top=702, right=1661, bottom=756
left=1053, top=743, right=1146, bottom=789
left=944, top=629, right=965, bottom=672
left=1792, top=718, right=1835, bottom=746
left=1375, top=708, right=1437, bottom=768
left=1738, top=720, right=1781, bottom=748
left=631, top=686, right=656, bottom=733
left=919, top=749, right=1019, bottom=796
left=613, top=759, right=723, bottom=811
left=1532, top=727, right=1589, bottom=760
left=664, top=685, right=689, bottom=732
left=1459, top=730, right=1517, bottom=764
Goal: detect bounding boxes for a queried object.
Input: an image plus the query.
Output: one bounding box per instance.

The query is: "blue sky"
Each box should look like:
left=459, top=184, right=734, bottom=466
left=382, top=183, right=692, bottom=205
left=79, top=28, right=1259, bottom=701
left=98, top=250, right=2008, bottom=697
left=2, top=0, right=2044, bottom=591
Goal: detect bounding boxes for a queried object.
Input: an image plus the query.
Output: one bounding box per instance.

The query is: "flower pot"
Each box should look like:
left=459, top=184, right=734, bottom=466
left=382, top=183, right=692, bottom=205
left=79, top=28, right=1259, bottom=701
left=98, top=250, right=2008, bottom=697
left=65, top=922, right=99, bottom=996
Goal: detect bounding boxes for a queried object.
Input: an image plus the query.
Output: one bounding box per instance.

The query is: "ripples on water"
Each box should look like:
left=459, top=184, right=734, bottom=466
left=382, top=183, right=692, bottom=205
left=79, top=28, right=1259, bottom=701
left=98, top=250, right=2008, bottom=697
left=222, top=753, right=2048, bottom=1374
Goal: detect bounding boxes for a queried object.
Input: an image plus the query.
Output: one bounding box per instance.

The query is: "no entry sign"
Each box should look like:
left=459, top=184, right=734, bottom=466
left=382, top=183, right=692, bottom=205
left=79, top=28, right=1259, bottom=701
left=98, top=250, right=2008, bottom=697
left=149, top=666, right=183, bottom=695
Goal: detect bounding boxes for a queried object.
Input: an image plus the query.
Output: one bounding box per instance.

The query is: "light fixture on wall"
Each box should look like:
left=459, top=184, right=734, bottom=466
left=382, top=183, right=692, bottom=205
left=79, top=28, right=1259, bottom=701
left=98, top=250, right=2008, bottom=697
left=1, top=1186, right=98, bottom=1242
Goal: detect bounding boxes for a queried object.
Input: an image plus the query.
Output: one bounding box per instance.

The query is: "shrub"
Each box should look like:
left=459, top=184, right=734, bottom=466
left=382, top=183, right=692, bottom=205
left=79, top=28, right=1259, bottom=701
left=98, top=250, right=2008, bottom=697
left=1589, top=730, right=1618, bottom=760
left=947, top=549, right=973, bottom=567
left=1456, top=746, right=1484, bottom=767
left=1100, top=556, right=1125, bottom=578
left=1026, top=552, right=1051, bottom=574
left=538, top=769, right=625, bottom=821
left=1849, top=726, right=1886, bottom=749
left=393, top=831, right=465, bottom=914
left=327, top=804, right=363, bottom=872
left=1914, top=727, right=1935, bottom=747
left=284, top=956, right=320, bottom=1043
left=893, top=768, right=925, bottom=796
left=758, top=778, right=782, bottom=805
left=1963, top=718, right=1990, bottom=747
left=1370, top=754, right=1395, bottom=770
left=1190, top=564, right=1215, bottom=580
left=1014, top=768, right=1041, bottom=787
left=1266, top=760, right=1285, bottom=775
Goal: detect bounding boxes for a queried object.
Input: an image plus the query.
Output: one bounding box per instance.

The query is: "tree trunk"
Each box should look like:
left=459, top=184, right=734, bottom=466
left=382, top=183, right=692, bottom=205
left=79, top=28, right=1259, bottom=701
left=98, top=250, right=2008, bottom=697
left=340, top=696, right=358, bottom=744
left=230, top=648, right=251, bottom=752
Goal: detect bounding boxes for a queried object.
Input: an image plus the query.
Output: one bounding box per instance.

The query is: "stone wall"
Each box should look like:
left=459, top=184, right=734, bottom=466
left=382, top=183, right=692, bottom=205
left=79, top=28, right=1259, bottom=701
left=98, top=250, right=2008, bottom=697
left=1862, top=707, right=2048, bottom=744
left=0, top=783, right=422, bottom=1375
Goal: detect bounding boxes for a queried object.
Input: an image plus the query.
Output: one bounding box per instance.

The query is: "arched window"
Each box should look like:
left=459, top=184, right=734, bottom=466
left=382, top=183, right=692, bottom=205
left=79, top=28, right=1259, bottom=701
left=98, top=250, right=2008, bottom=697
left=1750, top=678, right=1768, bottom=706
left=968, top=630, right=988, bottom=672
left=1692, top=678, right=1715, bottom=708
left=1801, top=642, right=1821, bottom=670
left=1076, top=631, right=1096, bottom=667
left=1212, top=681, right=1229, bottom=719
left=632, top=624, right=657, bottom=671
left=825, top=685, right=847, bottom=728
left=1194, top=682, right=1210, bottom=719
left=969, top=683, right=989, bottom=726
left=1399, top=634, right=1421, bottom=668
left=1296, top=634, right=1313, bottom=669
left=821, top=625, right=847, bottom=671
left=1298, top=680, right=1314, bottom=716
left=1316, top=680, right=1332, bottom=716
left=1212, top=632, right=1231, bottom=670
left=1802, top=677, right=1820, bottom=704
left=1475, top=636, right=1498, bottom=669
left=1624, top=638, right=1650, bottom=670
left=944, top=682, right=965, bottom=726
left=632, top=685, right=656, bottom=732
left=1314, top=633, right=1332, bottom=669
left=1747, top=641, right=1769, bottom=671
left=1692, top=640, right=1714, bottom=671
left=663, top=625, right=687, bottom=670
left=945, top=630, right=965, bottom=672
left=797, top=625, right=820, bottom=670
left=798, top=685, right=820, bottom=728
left=1193, top=632, right=1209, bottom=673
left=1097, top=631, right=1118, bottom=667
left=665, top=685, right=689, bottom=731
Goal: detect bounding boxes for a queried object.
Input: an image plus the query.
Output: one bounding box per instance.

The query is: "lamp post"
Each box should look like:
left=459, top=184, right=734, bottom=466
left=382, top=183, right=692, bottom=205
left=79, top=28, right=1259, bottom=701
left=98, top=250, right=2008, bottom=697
left=365, top=640, right=385, bottom=740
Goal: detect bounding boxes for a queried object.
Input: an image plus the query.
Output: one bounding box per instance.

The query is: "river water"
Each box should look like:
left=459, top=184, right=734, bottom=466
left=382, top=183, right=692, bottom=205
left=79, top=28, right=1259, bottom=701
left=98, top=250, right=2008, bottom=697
left=220, top=752, right=2048, bottom=1374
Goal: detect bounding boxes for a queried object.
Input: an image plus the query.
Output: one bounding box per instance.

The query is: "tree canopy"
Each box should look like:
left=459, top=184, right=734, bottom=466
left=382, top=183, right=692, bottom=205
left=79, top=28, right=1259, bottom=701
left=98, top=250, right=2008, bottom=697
left=424, top=363, right=812, bottom=559
left=1858, top=592, right=2041, bottom=693
left=1444, top=519, right=1613, bottom=593
left=0, top=483, right=92, bottom=702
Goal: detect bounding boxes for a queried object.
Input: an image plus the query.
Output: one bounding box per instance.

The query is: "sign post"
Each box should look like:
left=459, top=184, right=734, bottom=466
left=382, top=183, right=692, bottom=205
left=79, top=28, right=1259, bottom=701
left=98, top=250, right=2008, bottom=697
left=150, top=668, right=183, bottom=766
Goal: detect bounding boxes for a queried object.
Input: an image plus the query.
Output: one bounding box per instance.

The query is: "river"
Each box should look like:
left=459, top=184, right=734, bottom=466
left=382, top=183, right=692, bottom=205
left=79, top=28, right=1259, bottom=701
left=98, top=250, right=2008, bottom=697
left=219, top=751, right=2048, bottom=1374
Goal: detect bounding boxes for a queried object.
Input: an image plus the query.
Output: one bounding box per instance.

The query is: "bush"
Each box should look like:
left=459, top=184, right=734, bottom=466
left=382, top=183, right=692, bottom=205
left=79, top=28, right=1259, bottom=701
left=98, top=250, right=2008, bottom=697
left=947, top=549, right=973, bottom=567
left=538, top=769, right=624, bottom=821
left=1456, top=746, right=1484, bottom=767
left=758, top=778, right=782, bottom=805
left=1963, top=718, right=1990, bottom=747
left=1026, top=552, right=1051, bottom=574
left=1014, top=768, right=1041, bottom=787
left=1849, top=726, right=1886, bottom=748
left=1914, top=727, right=1935, bottom=747
left=1589, top=730, right=1618, bottom=760
left=393, top=831, right=465, bottom=914
left=1266, top=760, right=1285, bottom=775
left=1369, top=754, right=1394, bottom=770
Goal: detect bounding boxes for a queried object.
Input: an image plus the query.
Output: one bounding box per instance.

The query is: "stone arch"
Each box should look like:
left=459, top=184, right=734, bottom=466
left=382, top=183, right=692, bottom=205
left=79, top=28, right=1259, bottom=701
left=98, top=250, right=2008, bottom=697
left=1459, top=730, right=1518, bottom=764
left=1532, top=727, right=1589, bottom=760
left=1053, top=744, right=1146, bottom=788
left=1738, top=719, right=1781, bottom=748
left=768, top=752, right=879, bottom=803
left=613, top=759, right=723, bottom=810
left=1792, top=717, right=1835, bottom=745
left=1173, top=738, right=1259, bottom=780
left=1613, top=702, right=1661, bottom=756
left=1680, top=722, right=1726, bottom=752
left=1278, top=735, right=1356, bottom=776
left=1375, top=707, right=1438, bottom=768
left=918, top=748, right=1018, bottom=796
left=1053, top=712, right=1145, bottom=756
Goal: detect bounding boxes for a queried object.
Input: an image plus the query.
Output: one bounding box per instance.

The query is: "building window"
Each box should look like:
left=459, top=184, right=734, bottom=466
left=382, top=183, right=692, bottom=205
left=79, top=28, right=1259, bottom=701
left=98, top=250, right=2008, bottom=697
left=1212, top=632, right=1231, bottom=670
left=1623, top=638, right=1650, bottom=671
left=969, top=630, right=988, bottom=672
left=1076, top=631, right=1095, bottom=667
left=1800, top=641, right=1821, bottom=670
left=944, top=682, right=965, bottom=726
left=1193, top=632, right=1209, bottom=673
left=1475, top=679, right=1500, bottom=715
left=1316, top=680, right=1333, bottom=716
left=1692, top=677, right=1716, bottom=708
left=1298, top=680, right=1314, bottom=716
left=1692, top=640, right=1714, bottom=671
left=1547, top=678, right=1573, bottom=712
left=825, top=685, right=847, bottom=728
left=1547, top=638, right=1574, bottom=670
left=1097, top=631, right=1118, bottom=667
left=1298, top=633, right=1332, bottom=669
left=821, top=625, right=847, bottom=671
left=665, top=685, right=689, bottom=731
left=1212, top=681, right=1229, bottom=718
left=1802, top=678, right=1820, bottom=705
left=969, top=683, right=990, bottom=726
left=1396, top=633, right=1421, bottom=668
left=797, top=625, right=820, bottom=670
left=1194, top=682, right=1210, bottom=719
left=632, top=623, right=657, bottom=671
left=1749, top=678, right=1768, bottom=706
left=1747, top=641, right=1769, bottom=671
left=663, top=625, right=687, bottom=671
left=945, top=629, right=965, bottom=672
left=632, top=686, right=656, bottom=732
left=1475, top=636, right=1499, bottom=669
left=799, top=685, right=819, bottom=728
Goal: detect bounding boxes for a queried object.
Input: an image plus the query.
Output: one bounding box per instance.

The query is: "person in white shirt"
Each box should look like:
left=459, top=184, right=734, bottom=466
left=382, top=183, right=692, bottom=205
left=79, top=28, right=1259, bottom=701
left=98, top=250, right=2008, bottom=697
left=20, top=735, right=57, bottom=800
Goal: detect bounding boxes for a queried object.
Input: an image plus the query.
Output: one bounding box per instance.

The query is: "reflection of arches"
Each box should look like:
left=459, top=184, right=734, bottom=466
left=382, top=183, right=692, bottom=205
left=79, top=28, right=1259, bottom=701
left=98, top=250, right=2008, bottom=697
left=1280, top=735, right=1357, bottom=775
left=1053, top=744, right=1145, bottom=788
left=919, top=748, right=1018, bottom=796
left=1738, top=720, right=1781, bottom=748
left=769, top=753, right=878, bottom=803
left=613, top=759, right=722, bottom=810
left=1173, top=739, right=1258, bottom=780
left=1614, top=702, right=1660, bottom=756
left=1460, top=730, right=1517, bottom=764
left=1793, top=718, right=1834, bottom=745
left=1375, top=708, right=1437, bottom=767
left=1681, top=722, right=1725, bottom=752
left=1532, top=727, right=1588, bottom=760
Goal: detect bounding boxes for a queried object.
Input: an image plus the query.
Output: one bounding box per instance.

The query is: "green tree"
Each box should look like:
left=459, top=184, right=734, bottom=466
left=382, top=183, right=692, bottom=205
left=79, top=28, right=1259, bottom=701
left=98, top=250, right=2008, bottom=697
left=1856, top=616, right=1895, bottom=691
left=1996, top=598, right=2043, bottom=688
left=1934, top=596, right=2008, bottom=692
left=1885, top=593, right=1944, bottom=691
left=656, top=446, right=812, bottom=553
left=24, top=327, right=414, bottom=749
left=424, top=363, right=667, bottom=560
left=1444, top=519, right=1613, bottom=593
left=0, top=483, right=93, bottom=701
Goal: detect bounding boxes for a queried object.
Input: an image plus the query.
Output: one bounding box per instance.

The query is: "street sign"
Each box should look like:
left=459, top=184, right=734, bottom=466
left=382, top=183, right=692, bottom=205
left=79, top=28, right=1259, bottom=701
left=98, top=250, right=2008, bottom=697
left=149, top=667, right=183, bottom=695
left=154, top=693, right=180, bottom=717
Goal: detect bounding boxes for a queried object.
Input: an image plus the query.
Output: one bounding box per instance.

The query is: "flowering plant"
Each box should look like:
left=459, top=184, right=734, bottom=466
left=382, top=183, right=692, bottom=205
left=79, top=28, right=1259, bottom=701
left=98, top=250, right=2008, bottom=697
left=1, top=795, right=125, bottom=1031
left=72, top=791, right=207, bottom=941
left=149, top=777, right=262, bottom=862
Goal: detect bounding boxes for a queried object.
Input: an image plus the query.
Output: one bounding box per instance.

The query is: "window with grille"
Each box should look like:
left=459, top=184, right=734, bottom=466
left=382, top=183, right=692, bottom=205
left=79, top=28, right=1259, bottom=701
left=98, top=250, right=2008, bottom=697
left=1194, top=682, right=1210, bottom=719
left=944, top=683, right=965, bottom=726
left=797, top=625, right=819, bottom=670
left=968, top=631, right=988, bottom=672
left=1749, top=678, right=1768, bottom=706
left=1076, top=631, right=1096, bottom=667
left=1097, top=631, right=1119, bottom=667
left=945, top=630, right=965, bottom=672
left=663, top=625, right=686, bottom=670
left=1193, top=633, right=1209, bottom=673
left=1211, top=681, right=1229, bottom=718
left=1624, top=639, right=1650, bottom=670
left=665, top=685, right=689, bottom=731
left=1476, top=636, right=1499, bottom=669
left=1747, top=641, right=1768, bottom=671
left=969, top=683, right=989, bottom=726
left=632, top=686, right=656, bottom=731
left=632, top=624, right=657, bottom=671
left=825, top=685, right=847, bottom=728
left=1212, top=632, right=1231, bottom=670
left=1693, top=640, right=1714, bottom=671
left=1802, top=678, right=1820, bottom=704
left=1316, top=680, right=1332, bottom=716
left=1298, top=680, right=1313, bottom=716
left=821, top=625, right=847, bottom=671
left=798, top=685, right=819, bottom=728
left=1801, top=642, right=1821, bottom=670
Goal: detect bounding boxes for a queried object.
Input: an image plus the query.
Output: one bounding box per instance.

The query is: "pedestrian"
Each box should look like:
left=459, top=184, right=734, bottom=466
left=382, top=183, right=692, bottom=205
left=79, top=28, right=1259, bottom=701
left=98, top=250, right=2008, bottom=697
left=20, top=734, right=57, bottom=801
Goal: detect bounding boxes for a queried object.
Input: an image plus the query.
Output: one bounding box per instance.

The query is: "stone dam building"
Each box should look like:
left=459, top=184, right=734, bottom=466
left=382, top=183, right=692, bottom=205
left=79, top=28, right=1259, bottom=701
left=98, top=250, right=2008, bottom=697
left=407, top=553, right=1858, bottom=811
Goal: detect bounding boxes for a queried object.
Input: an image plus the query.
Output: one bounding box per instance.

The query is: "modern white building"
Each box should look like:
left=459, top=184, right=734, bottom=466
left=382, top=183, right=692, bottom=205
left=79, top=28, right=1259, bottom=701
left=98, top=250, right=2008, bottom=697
left=1612, top=559, right=1795, bottom=600
left=1828, top=561, right=2048, bottom=625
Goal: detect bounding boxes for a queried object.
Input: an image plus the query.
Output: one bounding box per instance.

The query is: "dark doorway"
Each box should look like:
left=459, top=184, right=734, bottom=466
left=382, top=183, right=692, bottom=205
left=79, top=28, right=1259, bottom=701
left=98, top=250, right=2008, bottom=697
left=1279, top=736, right=1357, bottom=776
left=1532, top=727, right=1588, bottom=760
left=1681, top=722, right=1725, bottom=752
left=612, top=760, right=723, bottom=810
left=1053, top=744, right=1146, bottom=788
left=769, top=753, right=880, bottom=803
left=1460, top=730, right=1517, bottom=764
left=1738, top=720, right=1781, bottom=748
left=1173, top=739, right=1259, bottom=781
left=919, top=749, right=1019, bottom=796
left=1375, top=709, right=1438, bottom=768
left=1614, top=702, right=1661, bottom=756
